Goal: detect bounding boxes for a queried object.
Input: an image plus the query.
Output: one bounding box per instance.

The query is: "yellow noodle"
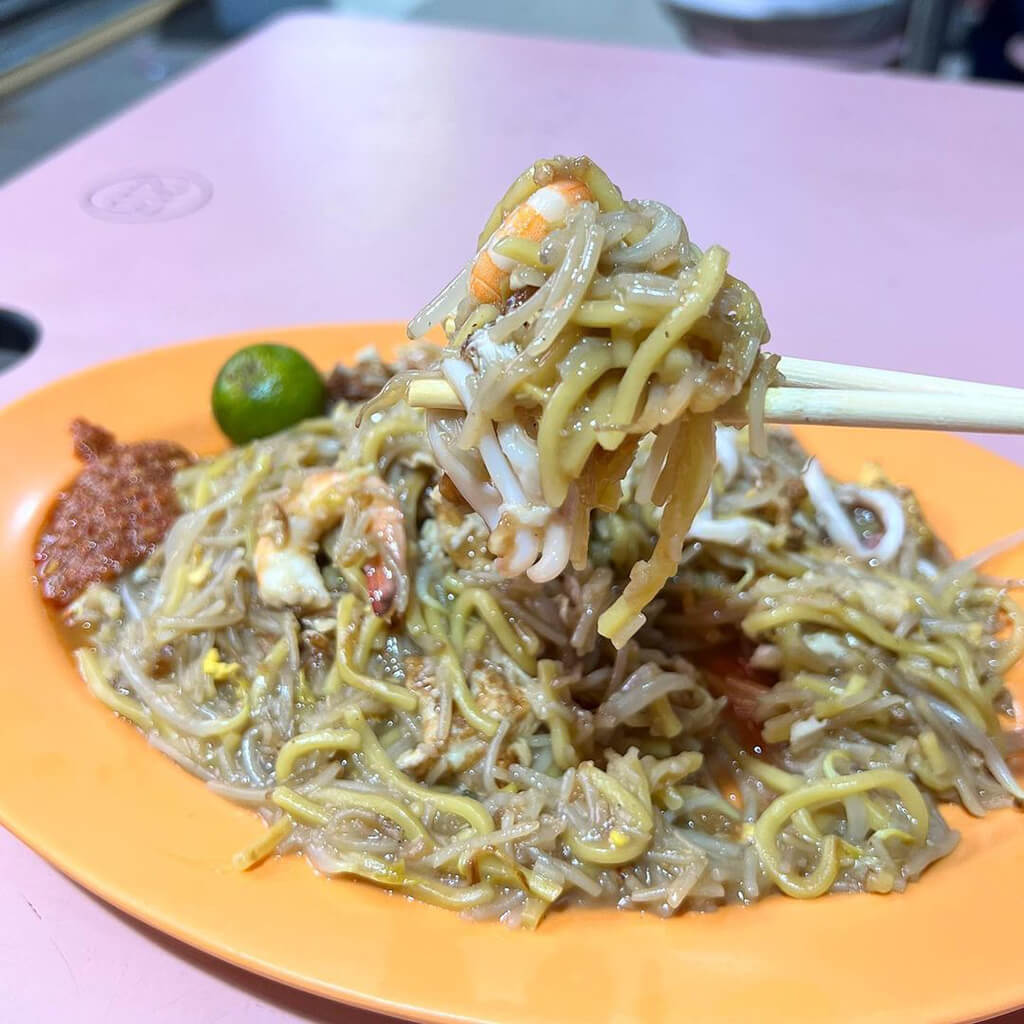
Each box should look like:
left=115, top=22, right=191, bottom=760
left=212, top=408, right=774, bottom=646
left=422, top=604, right=500, bottom=737
left=75, top=649, right=152, bottom=729
left=401, top=876, right=496, bottom=910
left=821, top=751, right=890, bottom=832
left=452, top=303, right=501, bottom=349
left=559, top=374, right=620, bottom=480
left=948, top=636, right=998, bottom=730
left=464, top=621, right=488, bottom=653
left=342, top=708, right=495, bottom=834
left=759, top=833, right=842, bottom=899
left=740, top=755, right=801, bottom=795
left=598, top=413, right=715, bottom=646
left=491, top=236, right=549, bottom=270
left=274, top=728, right=361, bottom=781
left=601, top=246, right=728, bottom=447
left=443, top=650, right=500, bottom=738
left=317, top=785, right=432, bottom=844
left=920, top=729, right=952, bottom=779
left=650, top=696, right=683, bottom=738
left=331, top=594, right=418, bottom=711
left=993, top=591, right=1024, bottom=673
left=472, top=854, right=561, bottom=917
left=743, top=604, right=957, bottom=669
left=353, top=612, right=385, bottom=673
left=537, top=660, right=578, bottom=770
left=271, top=786, right=330, bottom=827
left=571, top=300, right=665, bottom=329
left=451, top=588, right=538, bottom=674
left=233, top=816, right=292, bottom=871
left=565, top=764, right=654, bottom=865
left=579, top=160, right=625, bottom=212
left=537, top=339, right=616, bottom=506
left=753, top=770, right=929, bottom=898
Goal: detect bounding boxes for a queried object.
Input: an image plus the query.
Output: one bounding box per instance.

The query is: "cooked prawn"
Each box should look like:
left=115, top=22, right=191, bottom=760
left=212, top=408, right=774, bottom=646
left=470, top=178, right=592, bottom=305
left=255, top=469, right=406, bottom=616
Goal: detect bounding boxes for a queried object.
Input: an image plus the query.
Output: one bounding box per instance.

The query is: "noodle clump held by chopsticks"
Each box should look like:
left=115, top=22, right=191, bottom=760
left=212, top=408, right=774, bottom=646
left=370, top=156, right=776, bottom=647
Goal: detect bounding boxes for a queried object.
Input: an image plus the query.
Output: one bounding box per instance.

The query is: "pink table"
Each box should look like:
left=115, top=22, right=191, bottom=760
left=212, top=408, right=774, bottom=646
left=1, top=13, right=1023, bottom=1022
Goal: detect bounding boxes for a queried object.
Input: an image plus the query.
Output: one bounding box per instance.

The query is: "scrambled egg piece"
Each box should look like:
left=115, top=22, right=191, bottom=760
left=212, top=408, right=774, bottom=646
left=203, top=647, right=243, bottom=681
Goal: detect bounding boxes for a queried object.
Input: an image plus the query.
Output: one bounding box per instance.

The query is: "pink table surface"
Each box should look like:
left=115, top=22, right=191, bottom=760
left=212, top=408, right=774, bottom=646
left=1, top=12, right=1023, bottom=1022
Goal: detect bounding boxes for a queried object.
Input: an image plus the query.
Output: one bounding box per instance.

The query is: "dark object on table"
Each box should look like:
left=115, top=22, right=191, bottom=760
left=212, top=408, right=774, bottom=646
left=663, top=0, right=963, bottom=71
left=0, top=0, right=52, bottom=19
left=967, top=0, right=1024, bottom=81
left=209, top=0, right=327, bottom=34
left=662, top=1, right=912, bottom=67
left=0, top=308, right=39, bottom=372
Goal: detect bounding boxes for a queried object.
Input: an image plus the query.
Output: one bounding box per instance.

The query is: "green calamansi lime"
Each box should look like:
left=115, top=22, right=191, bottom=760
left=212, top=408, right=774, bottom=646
left=212, top=343, right=326, bottom=444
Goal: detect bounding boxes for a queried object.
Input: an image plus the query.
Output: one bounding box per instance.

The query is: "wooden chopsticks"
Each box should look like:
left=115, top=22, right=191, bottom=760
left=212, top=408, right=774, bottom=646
left=747, top=388, right=1024, bottom=433
left=404, top=358, right=1024, bottom=434
left=773, top=357, right=1023, bottom=401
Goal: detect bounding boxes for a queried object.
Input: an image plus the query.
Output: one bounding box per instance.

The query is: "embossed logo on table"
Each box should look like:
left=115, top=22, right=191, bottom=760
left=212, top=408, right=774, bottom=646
left=82, top=171, right=213, bottom=223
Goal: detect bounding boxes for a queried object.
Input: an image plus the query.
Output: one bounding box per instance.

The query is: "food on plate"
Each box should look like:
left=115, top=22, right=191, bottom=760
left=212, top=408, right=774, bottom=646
left=212, top=343, right=326, bottom=444
left=44, top=158, right=1023, bottom=928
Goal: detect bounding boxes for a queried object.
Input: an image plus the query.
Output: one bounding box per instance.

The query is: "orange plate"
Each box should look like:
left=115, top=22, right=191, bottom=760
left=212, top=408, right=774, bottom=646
left=1, top=324, right=1023, bottom=1024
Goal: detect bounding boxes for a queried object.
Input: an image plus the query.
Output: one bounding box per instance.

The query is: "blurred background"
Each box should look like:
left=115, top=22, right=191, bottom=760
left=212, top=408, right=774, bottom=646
left=0, top=0, right=1022, bottom=185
